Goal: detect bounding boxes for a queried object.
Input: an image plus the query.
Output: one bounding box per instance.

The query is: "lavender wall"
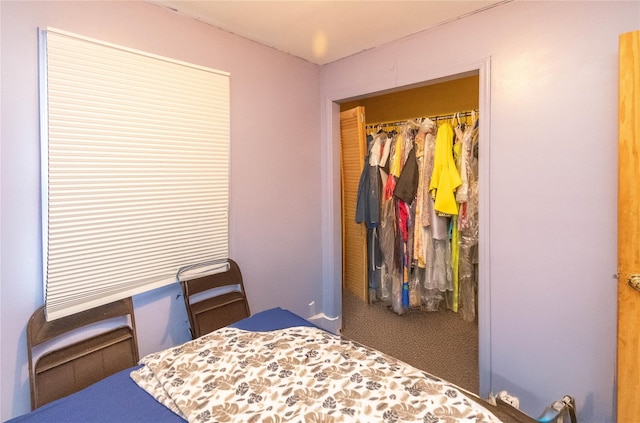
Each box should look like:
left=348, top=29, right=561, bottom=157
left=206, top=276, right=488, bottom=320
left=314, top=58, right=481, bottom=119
left=320, top=1, right=638, bottom=422
left=0, top=1, right=321, bottom=419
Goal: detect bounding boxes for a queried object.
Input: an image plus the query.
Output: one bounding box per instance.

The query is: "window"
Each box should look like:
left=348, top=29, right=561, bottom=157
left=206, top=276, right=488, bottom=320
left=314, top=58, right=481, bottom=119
left=40, top=28, right=230, bottom=320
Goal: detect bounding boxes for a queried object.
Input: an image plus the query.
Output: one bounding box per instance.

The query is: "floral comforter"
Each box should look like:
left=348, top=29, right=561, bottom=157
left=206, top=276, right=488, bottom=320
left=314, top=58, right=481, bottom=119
left=131, top=326, right=502, bottom=423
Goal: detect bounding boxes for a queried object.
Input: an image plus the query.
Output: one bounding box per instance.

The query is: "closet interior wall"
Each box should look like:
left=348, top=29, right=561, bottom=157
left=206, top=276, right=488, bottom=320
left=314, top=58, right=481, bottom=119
left=341, top=74, right=480, bottom=321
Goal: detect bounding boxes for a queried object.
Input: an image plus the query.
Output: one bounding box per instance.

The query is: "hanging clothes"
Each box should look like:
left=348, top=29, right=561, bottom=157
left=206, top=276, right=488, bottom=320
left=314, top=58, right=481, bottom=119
left=456, top=119, right=477, bottom=230
left=412, top=122, right=429, bottom=268
left=360, top=111, right=479, bottom=321
left=379, top=133, right=399, bottom=307
left=413, top=120, right=437, bottom=269
left=457, top=119, right=480, bottom=322
left=429, top=122, right=462, bottom=216
left=355, top=136, right=379, bottom=229
left=356, top=134, right=385, bottom=300
left=394, top=145, right=418, bottom=204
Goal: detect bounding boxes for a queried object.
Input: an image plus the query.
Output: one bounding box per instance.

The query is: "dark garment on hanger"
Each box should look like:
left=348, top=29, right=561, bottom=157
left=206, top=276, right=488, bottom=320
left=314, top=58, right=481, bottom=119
left=356, top=137, right=384, bottom=299
left=356, top=139, right=383, bottom=228
left=356, top=160, right=381, bottom=228
left=393, top=146, right=418, bottom=204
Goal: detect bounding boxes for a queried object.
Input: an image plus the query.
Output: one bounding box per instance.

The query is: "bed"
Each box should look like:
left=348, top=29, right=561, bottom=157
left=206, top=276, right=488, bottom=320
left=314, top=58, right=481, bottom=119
left=10, top=307, right=536, bottom=423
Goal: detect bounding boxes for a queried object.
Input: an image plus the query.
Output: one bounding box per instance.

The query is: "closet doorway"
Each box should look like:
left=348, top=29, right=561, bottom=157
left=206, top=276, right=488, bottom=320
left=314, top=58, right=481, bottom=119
left=338, top=73, right=481, bottom=392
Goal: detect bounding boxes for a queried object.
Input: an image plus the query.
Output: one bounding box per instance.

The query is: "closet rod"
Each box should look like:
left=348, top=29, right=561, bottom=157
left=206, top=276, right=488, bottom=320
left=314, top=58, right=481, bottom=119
left=366, top=109, right=478, bottom=129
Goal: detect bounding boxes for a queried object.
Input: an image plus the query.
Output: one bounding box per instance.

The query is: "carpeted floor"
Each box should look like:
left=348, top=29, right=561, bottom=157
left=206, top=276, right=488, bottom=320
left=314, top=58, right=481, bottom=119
left=340, top=290, right=479, bottom=393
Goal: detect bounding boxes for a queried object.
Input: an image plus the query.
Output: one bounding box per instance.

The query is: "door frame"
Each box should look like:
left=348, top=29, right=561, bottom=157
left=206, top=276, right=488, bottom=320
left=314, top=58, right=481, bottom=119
left=320, top=56, right=493, bottom=397
left=617, top=29, right=640, bottom=423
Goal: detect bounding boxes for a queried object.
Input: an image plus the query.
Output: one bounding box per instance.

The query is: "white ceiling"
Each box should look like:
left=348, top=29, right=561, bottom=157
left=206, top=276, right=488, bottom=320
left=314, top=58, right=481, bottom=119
left=148, top=1, right=511, bottom=65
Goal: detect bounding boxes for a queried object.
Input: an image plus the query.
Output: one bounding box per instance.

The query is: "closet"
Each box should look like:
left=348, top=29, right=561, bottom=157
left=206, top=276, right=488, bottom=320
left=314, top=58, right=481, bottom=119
left=340, top=74, right=480, bottom=322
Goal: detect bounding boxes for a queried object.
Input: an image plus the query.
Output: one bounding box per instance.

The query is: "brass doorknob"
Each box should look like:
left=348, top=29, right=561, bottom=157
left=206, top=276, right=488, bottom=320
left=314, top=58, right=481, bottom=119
left=629, top=274, right=640, bottom=291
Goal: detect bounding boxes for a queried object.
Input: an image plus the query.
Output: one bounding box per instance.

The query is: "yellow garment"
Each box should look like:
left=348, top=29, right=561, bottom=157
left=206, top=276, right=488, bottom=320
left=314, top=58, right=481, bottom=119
left=429, top=123, right=462, bottom=215
left=389, top=134, right=404, bottom=178
left=453, top=139, right=462, bottom=163
left=451, top=215, right=460, bottom=312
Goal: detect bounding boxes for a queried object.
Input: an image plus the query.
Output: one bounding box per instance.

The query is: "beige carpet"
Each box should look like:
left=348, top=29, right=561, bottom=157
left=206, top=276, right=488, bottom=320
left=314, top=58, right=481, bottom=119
left=340, top=290, right=479, bottom=393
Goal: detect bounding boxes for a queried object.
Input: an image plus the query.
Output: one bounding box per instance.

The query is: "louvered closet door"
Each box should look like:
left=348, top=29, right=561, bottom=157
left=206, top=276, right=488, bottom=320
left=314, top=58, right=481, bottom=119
left=340, top=107, right=368, bottom=303
left=617, top=30, right=640, bottom=423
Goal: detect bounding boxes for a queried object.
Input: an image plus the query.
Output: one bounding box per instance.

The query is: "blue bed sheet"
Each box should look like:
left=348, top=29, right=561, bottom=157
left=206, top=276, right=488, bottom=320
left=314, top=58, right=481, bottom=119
left=7, top=307, right=314, bottom=423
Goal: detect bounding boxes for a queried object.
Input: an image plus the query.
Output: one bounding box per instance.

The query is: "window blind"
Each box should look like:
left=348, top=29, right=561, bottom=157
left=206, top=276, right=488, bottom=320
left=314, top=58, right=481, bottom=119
left=40, top=28, right=230, bottom=321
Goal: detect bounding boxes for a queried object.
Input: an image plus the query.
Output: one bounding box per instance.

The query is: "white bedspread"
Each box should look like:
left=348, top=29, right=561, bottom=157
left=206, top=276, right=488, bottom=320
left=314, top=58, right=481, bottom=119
left=131, top=326, right=502, bottom=422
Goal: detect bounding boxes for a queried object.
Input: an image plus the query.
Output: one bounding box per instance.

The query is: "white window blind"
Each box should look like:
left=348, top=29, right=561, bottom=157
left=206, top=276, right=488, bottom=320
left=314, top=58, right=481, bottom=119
left=40, top=28, right=230, bottom=321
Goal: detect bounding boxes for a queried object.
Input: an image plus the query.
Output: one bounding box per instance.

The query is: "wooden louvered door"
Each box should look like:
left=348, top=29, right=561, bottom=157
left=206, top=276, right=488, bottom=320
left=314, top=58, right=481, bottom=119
left=340, top=106, right=368, bottom=303
left=617, top=30, right=640, bottom=423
